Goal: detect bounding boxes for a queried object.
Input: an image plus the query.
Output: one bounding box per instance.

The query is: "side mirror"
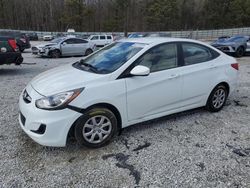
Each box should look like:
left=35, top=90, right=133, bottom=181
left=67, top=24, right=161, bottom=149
left=130, top=65, right=150, bottom=76
left=62, top=42, right=66, bottom=45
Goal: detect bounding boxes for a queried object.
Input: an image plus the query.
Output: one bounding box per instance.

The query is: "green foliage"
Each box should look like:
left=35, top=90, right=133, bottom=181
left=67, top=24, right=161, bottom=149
left=145, top=0, right=179, bottom=31
left=1, top=0, right=250, bottom=32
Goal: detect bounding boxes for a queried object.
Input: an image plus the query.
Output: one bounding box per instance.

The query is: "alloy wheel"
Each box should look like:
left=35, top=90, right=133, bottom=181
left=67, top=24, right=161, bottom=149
left=212, top=88, right=226, bottom=109
left=82, top=115, right=112, bottom=144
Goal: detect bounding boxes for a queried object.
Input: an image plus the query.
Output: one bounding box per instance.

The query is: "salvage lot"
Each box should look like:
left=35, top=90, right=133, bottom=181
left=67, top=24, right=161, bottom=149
left=0, top=44, right=250, bottom=187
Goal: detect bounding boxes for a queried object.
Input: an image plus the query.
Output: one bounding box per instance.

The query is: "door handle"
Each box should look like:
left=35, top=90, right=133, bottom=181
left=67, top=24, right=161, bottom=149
left=209, top=65, right=217, bottom=69
left=169, top=74, right=180, bottom=79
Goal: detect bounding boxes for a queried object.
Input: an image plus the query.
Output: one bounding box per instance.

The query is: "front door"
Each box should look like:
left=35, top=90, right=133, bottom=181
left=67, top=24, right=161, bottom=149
left=125, top=43, right=182, bottom=121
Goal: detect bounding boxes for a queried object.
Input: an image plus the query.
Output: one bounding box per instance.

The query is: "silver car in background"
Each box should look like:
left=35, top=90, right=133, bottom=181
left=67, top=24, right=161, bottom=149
left=32, top=37, right=96, bottom=58
left=211, top=35, right=250, bottom=57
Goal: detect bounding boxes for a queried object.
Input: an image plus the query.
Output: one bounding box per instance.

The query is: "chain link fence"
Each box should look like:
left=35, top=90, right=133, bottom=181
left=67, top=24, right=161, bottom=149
left=1, top=27, right=250, bottom=40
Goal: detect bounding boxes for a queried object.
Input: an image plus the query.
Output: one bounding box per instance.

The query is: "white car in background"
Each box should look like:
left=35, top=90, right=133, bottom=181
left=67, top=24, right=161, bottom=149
left=19, top=38, right=238, bottom=148
left=43, top=35, right=53, bottom=41
left=88, top=34, right=114, bottom=47
left=32, top=37, right=96, bottom=58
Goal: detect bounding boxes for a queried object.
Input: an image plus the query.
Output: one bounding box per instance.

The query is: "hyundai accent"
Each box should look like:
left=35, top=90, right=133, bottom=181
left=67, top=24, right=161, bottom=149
left=19, top=38, right=238, bottom=148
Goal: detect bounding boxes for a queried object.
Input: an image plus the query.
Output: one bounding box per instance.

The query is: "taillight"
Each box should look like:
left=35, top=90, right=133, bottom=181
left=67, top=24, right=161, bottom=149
left=8, top=39, right=17, bottom=51
left=231, top=63, right=239, bottom=70
left=20, top=38, right=26, bottom=43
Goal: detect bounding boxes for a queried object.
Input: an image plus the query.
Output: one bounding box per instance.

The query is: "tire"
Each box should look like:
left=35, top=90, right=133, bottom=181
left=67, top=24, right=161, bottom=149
left=206, top=84, right=228, bottom=112
left=85, top=49, right=93, bottom=56
left=17, top=45, right=24, bottom=53
left=235, top=47, right=245, bottom=58
left=49, top=49, right=61, bottom=58
left=74, top=108, right=118, bottom=148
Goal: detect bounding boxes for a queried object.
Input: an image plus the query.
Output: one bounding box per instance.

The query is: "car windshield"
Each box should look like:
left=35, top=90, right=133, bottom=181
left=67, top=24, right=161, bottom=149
left=128, top=33, right=145, bottom=38
left=51, top=38, right=64, bottom=43
left=74, top=42, right=146, bottom=74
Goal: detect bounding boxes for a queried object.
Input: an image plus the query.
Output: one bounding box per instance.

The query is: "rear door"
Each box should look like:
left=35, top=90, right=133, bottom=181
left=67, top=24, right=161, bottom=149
left=180, top=42, right=221, bottom=106
left=99, top=35, right=106, bottom=46
left=72, top=38, right=88, bottom=55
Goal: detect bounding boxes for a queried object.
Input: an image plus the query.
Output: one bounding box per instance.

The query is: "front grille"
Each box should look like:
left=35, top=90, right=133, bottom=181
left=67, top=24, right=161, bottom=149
left=220, top=46, right=230, bottom=51
left=20, top=112, right=26, bottom=126
left=23, top=90, right=32, bottom=103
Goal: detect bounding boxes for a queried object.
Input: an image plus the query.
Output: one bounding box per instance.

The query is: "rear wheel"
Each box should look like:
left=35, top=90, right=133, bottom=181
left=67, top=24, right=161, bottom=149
left=50, top=49, right=61, bottom=58
left=74, top=108, right=118, bottom=148
left=235, top=47, right=245, bottom=57
left=206, top=84, right=228, bottom=112
left=85, top=49, right=93, bottom=56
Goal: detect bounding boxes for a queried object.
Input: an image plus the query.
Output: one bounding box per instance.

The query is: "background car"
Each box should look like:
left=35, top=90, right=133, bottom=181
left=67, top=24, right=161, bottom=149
left=32, top=37, right=96, bottom=58
left=211, top=35, right=250, bottom=57
left=27, top=33, right=38, bottom=41
left=0, top=31, right=31, bottom=52
left=43, top=35, right=53, bottom=41
left=88, top=34, right=114, bottom=47
left=0, top=36, right=23, bottom=65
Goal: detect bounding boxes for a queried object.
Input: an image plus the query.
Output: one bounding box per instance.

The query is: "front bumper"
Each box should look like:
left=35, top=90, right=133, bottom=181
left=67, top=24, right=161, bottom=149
left=32, top=47, right=49, bottom=56
left=18, top=84, right=81, bottom=147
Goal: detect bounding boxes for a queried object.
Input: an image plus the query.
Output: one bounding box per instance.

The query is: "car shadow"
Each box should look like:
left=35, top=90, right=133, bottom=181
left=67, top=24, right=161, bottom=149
left=121, top=107, right=207, bottom=135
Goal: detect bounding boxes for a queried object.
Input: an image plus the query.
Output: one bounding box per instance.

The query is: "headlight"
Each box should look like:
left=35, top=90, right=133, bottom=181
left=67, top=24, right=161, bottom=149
left=35, top=88, right=83, bottom=110
left=42, top=47, right=51, bottom=50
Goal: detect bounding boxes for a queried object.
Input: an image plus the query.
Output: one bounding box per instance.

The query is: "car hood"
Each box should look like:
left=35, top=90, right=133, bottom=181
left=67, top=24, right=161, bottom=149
left=30, top=63, right=108, bottom=96
left=36, top=43, right=57, bottom=49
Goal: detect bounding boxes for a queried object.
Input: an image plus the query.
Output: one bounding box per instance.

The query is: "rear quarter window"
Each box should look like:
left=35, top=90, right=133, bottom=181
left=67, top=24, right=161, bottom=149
left=182, top=42, right=220, bottom=65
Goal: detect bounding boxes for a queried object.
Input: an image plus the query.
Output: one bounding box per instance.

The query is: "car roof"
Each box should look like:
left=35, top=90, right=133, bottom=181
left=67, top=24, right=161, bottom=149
left=119, top=37, right=201, bottom=45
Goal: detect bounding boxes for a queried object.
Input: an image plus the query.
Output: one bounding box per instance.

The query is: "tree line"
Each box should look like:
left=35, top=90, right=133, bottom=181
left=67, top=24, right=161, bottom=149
left=0, top=0, right=250, bottom=33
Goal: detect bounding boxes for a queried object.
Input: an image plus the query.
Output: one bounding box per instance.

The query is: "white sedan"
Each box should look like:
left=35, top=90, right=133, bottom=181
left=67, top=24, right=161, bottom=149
left=19, top=38, right=238, bottom=148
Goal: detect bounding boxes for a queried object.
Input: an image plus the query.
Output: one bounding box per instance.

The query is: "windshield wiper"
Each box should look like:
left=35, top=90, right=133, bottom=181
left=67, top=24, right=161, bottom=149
left=79, top=59, right=98, bottom=73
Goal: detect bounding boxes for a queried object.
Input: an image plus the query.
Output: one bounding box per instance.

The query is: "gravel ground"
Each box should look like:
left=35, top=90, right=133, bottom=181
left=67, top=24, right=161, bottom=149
left=0, top=43, right=250, bottom=188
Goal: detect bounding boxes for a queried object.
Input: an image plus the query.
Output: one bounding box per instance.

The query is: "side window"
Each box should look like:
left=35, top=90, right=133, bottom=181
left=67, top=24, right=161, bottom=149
left=135, top=43, right=178, bottom=73
left=74, top=39, right=87, bottom=44
left=100, top=36, right=106, bottom=40
left=182, top=43, right=213, bottom=65
left=107, top=36, right=112, bottom=40
left=64, top=39, right=76, bottom=44
left=91, top=36, right=99, bottom=40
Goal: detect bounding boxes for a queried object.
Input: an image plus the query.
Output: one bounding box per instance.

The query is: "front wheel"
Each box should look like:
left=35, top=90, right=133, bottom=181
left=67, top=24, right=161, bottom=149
left=49, top=49, right=61, bottom=58
left=235, top=47, right=245, bottom=57
left=74, top=108, right=118, bottom=148
left=206, top=84, right=228, bottom=112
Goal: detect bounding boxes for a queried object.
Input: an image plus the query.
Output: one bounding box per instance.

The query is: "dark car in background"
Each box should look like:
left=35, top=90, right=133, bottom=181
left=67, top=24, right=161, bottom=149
left=0, top=31, right=31, bottom=52
left=0, top=36, right=23, bottom=65
left=211, top=35, right=250, bottom=57
left=27, top=33, right=38, bottom=41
